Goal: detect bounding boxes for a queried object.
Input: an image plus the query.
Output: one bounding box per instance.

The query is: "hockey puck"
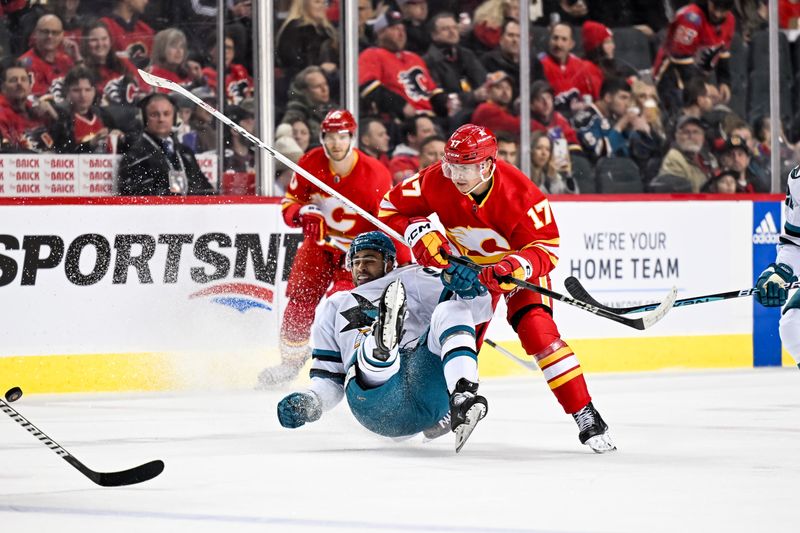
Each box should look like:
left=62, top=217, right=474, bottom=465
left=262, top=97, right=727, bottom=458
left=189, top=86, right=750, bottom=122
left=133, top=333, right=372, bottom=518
left=4, top=387, right=22, bottom=403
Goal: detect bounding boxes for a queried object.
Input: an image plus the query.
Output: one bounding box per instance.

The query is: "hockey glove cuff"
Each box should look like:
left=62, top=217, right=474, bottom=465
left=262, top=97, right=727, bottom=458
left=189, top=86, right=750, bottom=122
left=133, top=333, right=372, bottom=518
left=442, top=258, right=487, bottom=300
left=478, top=254, right=534, bottom=293
left=755, top=262, right=796, bottom=307
left=299, top=204, right=327, bottom=245
left=404, top=217, right=451, bottom=269
left=277, top=391, right=322, bottom=429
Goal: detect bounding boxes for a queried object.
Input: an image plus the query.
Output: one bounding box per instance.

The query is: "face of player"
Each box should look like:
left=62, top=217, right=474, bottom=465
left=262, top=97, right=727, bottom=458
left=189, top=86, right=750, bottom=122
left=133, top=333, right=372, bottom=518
left=363, top=121, right=389, bottom=153
left=145, top=98, right=175, bottom=139
left=165, top=39, right=187, bottom=67
left=531, top=136, right=551, bottom=170
left=323, top=131, right=353, bottom=162
left=498, top=140, right=519, bottom=167
left=351, top=249, right=392, bottom=286
left=419, top=139, right=445, bottom=169
left=35, top=16, right=64, bottom=54
left=444, top=160, right=493, bottom=195
left=2, top=67, right=32, bottom=102
left=380, top=24, right=407, bottom=52
left=488, top=80, right=512, bottom=106
left=531, top=92, right=554, bottom=120
left=292, top=120, right=311, bottom=151
left=432, top=16, right=459, bottom=46
left=304, top=71, right=330, bottom=104
left=86, top=27, right=112, bottom=61
left=548, top=24, right=574, bottom=64
left=68, top=78, right=96, bottom=114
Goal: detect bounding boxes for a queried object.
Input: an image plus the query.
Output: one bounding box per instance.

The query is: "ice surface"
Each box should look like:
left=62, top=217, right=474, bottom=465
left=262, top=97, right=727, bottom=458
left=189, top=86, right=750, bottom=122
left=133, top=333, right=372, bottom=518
left=1, top=369, right=798, bottom=533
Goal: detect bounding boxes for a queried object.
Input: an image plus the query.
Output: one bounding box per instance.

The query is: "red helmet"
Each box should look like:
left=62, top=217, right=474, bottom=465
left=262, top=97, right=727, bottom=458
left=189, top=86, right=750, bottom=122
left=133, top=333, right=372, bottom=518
left=443, top=124, right=497, bottom=165
left=321, top=109, right=357, bottom=135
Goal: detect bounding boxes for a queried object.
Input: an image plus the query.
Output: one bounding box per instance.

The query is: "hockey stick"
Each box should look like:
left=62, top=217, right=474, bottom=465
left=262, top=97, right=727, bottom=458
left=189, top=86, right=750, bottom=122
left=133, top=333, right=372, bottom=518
left=0, top=394, right=164, bottom=487
left=137, top=69, right=406, bottom=243
left=483, top=339, right=539, bottom=372
left=563, top=276, right=800, bottom=315
left=445, top=254, right=677, bottom=330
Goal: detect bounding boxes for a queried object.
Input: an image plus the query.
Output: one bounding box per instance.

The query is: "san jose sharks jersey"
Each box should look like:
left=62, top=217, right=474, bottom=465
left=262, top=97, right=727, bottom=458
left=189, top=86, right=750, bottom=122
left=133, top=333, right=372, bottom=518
left=306, top=265, right=493, bottom=410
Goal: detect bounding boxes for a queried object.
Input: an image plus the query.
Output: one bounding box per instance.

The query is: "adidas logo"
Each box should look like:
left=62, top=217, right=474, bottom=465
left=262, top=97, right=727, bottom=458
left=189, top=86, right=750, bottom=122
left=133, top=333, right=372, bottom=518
left=752, top=212, right=780, bottom=244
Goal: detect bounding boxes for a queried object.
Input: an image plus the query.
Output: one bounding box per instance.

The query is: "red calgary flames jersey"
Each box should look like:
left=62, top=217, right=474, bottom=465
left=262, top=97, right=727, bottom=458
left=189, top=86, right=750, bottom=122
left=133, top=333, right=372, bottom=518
left=282, top=147, right=395, bottom=246
left=379, top=159, right=560, bottom=277
left=653, top=3, right=734, bottom=80
left=538, top=52, right=588, bottom=102
left=359, top=47, right=442, bottom=112
left=100, top=15, right=155, bottom=63
left=18, top=49, right=74, bottom=97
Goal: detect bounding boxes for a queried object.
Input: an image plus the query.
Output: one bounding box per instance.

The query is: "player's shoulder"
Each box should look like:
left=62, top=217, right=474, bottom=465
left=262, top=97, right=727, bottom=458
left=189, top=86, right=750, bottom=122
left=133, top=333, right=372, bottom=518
left=356, top=149, right=392, bottom=176
left=787, top=166, right=800, bottom=195
left=298, top=146, right=325, bottom=166
left=494, top=160, right=545, bottom=201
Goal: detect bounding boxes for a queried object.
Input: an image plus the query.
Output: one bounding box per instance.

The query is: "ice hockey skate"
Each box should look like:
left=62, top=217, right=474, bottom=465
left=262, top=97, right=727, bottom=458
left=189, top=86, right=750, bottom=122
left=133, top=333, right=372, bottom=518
left=572, top=402, right=616, bottom=453
left=372, top=279, right=407, bottom=361
left=449, top=378, right=488, bottom=452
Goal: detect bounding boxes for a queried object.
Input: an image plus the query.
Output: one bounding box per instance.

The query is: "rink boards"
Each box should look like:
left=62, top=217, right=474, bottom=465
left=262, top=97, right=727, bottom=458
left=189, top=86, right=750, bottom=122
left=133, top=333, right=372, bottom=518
left=0, top=195, right=790, bottom=393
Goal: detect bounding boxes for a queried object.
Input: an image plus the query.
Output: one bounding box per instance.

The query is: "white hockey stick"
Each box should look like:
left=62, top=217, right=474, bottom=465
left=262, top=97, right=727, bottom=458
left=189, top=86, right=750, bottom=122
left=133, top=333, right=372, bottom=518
left=137, top=70, right=405, bottom=243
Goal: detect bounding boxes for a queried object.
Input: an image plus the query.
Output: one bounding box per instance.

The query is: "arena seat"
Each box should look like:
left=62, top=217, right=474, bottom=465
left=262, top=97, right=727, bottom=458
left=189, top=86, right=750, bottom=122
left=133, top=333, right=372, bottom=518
left=648, top=174, right=694, bottom=193
left=595, top=157, right=643, bottom=193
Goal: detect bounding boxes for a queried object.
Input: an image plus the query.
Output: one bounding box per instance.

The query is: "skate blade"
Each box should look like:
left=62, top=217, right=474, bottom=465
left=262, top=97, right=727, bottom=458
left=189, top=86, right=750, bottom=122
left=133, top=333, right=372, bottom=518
left=586, top=433, right=617, bottom=454
left=454, top=403, right=486, bottom=453
left=381, top=281, right=406, bottom=349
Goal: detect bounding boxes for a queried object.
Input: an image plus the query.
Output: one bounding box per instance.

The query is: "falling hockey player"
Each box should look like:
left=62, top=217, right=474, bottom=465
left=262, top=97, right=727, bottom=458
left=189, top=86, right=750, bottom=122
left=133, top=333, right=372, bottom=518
left=755, top=165, right=800, bottom=367
left=276, top=231, right=494, bottom=452
left=379, top=123, right=616, bottom=453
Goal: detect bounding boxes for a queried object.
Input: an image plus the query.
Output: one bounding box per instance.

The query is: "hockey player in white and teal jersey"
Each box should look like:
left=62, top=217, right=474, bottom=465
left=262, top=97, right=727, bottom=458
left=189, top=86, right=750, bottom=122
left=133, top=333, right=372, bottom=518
left=755, top=166, right=800, bottom=366
left=276, top=231, right=495, bottom=451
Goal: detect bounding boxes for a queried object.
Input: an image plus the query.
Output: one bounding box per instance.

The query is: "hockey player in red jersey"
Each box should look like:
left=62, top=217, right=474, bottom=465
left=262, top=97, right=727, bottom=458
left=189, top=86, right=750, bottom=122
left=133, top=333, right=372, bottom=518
left=258, top=110, right=409, bottom=387
left=653, top=0, right=735, bottom=114
left=379, top=124, right=616, bottom=453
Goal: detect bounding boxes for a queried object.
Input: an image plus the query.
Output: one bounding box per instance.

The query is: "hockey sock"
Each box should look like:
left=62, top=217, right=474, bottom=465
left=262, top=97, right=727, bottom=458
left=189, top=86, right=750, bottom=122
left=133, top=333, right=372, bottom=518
left=355, top=335, right=400, bottom=388
left=429, top=300, right=480, bottom=392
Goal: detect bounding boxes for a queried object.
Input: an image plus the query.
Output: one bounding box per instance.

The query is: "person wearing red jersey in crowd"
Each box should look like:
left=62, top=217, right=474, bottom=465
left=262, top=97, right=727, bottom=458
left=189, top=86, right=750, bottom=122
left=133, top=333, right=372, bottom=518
left=49, top=66, right=124, bottom=154
left=0, top=62, right=57, bottom=152
left=257, top=109, right=410, bottom=387
left=470, top=0, right=519, bottom=53
left=80, top=20, right=142, bottom=107
left=653, top=0, right=735, bottom=115
left=359, top=10, right=447, bottom=120
left=101, top=0, right=155, bottom=67
left=470, top=71, right=519, bottom=136
left=574, top=21, right=637, bottom=102
left=781, top=0, right=800, bottom=28
left=146, top=29, right=191, bottom=93
left=379, top=124, right=616, bottom=453
left=538, top=23, right=587, bottom=114
left=19, top=14, right=75, bottom=98
left=201, top=36, right=253, bottom=105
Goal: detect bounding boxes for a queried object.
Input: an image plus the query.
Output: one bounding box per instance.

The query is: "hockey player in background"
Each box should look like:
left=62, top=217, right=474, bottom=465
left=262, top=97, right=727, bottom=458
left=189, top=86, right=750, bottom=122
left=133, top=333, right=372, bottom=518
left=276, top=231, right=494, bottom=451
left=258, top=110, right=408, bottom=387
left=755, top=166, right=800, bottom=368
left=379, top=124, right=616, bottom=453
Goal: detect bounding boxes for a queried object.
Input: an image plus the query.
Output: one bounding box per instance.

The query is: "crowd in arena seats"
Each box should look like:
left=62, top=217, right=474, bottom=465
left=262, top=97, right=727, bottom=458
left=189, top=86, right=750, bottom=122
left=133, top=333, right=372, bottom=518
left=4, top=0, right=800, bottom=195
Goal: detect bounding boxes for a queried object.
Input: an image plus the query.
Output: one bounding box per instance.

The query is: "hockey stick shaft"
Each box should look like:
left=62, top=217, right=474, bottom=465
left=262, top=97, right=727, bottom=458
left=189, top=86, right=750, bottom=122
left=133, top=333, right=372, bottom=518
left=564, top=276, right=800, bottom=315
left=0, top=398, right=164, bottom=487
left=483, top=338, right=539, bottom=372
left=137, top=70, right=405, bottom=243
left=446, top=254, right=676, bottom=330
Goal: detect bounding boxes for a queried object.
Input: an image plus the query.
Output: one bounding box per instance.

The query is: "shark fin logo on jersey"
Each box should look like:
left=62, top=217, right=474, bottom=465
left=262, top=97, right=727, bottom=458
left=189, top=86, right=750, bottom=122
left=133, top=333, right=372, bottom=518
left=340, top=293, right=378, bottom=332
left=753, top=212, right=779, bottom=245
left=398, top=66, right=431, bottom=102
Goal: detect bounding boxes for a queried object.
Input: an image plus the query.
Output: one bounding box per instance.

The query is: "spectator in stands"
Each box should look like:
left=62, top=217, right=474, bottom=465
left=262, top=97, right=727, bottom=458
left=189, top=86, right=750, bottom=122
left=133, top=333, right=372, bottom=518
left=470, top=70, right=519, bottom=134
left=423, top=12, right=488, bottom=125
left=202, top=36, right=254, bottom=105
left=2, top=0, right=30, bottom=57
left=538, top=23, right=586, bottom=114
left=101, top=0, right=155, bottom=68
left=653, top=0, right=734, bottom=115
left=222, top=105, right=255, bottom=195
left=389, top=114, right=438, bottom=183
left=358, top=0, right=377, bottom=50
left=470, top=0, right=519, bottom=53
left=577, top=0, right=670, bottom=36
left=529, top=80, right=581, bottom=151
left=118, top=93, right=213, bottom=195
left=574, top=21, right=638, bottom=102
left=399, top=0, right=432, bottom=55
left=276, top=0, right=339, bottom=80
left=359, top=10, right=447, bottom=120
left=658, top=115, right=717, bottom=193
left=51, top=0, right=86, bottom=62
left=226, top=0, right=254, bottom=72
left=282, top=66, right=335, bottom=142
left=496, top=132, right=519, bottom=167
left=715, top=134, right=769, bottom=193
left=542, top=0, right=589, bottom=26
left=632, top=78, right=665, bottom=139
left=185, top=86, right=217, bottom=154
left=289, top=117, right=314, bottom=152
left=0, top=62, right=58, bottom=152
left=481, top=19, right=537, bottom=98
left=19, top=14, right=75, bottom=97
left=80, top=20, right=142, bottom=107
left=737, top=0, right=768, bottom=41
left=781, top=0, right=800, bottom=28
left=701, top=169, right=738, bottom=193
left=678, top=77, right=713, bottom=122
left=273, top=124, right=304, bottom=195
left=147, top=29, right=191, bottom=91
left=753, top=115, right=800, bottom=178
left=50, top=66, right=123, bottom=154
left=358, top=116, right=391, bottom=169
left=417, top=133, right=446, bottom=169
left=530, top=130, right=578, bottom=194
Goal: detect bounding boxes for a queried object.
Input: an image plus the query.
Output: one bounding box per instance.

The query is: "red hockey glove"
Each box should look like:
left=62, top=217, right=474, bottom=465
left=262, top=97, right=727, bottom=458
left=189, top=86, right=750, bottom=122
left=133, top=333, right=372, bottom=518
left=478, top=254, right=534, bottom=293
left=299, top=204, right=326, bottom=245
left=404, top=217, right=451, bottom=269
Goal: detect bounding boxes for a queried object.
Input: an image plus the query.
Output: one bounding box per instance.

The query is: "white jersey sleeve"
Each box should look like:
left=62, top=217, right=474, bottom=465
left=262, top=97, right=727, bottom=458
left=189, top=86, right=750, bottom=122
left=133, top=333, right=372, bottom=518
left=306, top=295, right=348, bottom=411
left=776, top=167, right=800, bottom=272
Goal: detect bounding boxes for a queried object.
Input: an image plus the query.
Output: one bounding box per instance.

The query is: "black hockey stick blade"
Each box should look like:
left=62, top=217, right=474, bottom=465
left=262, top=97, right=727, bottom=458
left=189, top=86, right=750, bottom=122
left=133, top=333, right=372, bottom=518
left=1, top=398, right=164, bottom=487
left=564, top=276, right=800, bottom=315
left=445, top=254, right=676, bottom=330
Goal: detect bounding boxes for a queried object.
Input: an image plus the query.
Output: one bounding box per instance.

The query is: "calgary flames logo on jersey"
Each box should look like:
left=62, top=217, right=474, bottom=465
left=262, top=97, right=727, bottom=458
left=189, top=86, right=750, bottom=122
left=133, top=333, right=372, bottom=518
left=398, top=66, right=430, bottom=102
left=447, top=226, right=511, bottom=261
left=310, top=193, right=359, bottom=235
